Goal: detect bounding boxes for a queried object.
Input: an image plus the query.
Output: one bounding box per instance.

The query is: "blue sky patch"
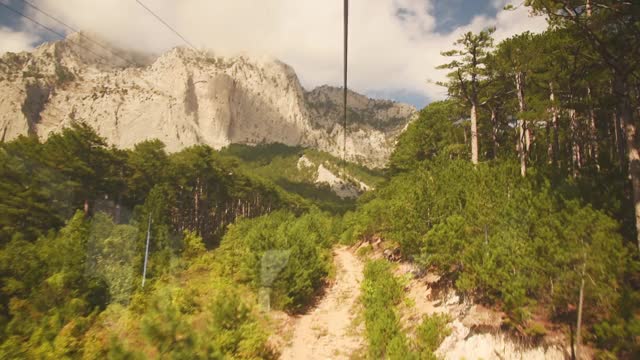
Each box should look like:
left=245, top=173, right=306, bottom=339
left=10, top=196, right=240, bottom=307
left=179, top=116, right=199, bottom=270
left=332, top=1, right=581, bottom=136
left=431, top=0, right=499, bottom=34
left=0, top=0, right=26, bottom=29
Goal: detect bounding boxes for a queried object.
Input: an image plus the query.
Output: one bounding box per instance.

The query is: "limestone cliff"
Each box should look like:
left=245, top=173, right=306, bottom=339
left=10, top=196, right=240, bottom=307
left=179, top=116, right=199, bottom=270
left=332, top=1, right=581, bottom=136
left=0, top=33, right=416, bottom=167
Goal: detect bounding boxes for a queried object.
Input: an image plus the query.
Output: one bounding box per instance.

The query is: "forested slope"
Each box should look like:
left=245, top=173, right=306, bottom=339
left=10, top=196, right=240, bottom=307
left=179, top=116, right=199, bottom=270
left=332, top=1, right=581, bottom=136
left=342, top=9, right=640, bottom=354
left=0, top=123, right=346, bottom=358
left=1, top=1, right=639, bottom=359
left=342, top=4, right=640, bottom=357
left=345, top=100, right=638, bottom=357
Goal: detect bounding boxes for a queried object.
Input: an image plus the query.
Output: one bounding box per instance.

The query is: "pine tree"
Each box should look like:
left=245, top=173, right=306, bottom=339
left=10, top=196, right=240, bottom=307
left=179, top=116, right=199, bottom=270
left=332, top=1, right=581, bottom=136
left=526, top=0, right=640, bottom=250
left=495, top=33, right=528, bottom=175
left=437, top=28, right=496, bottom=165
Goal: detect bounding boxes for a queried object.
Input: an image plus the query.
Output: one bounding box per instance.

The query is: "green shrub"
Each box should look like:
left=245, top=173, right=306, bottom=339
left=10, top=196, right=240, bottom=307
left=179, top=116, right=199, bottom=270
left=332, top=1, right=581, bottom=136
left=205, top=288, right=275, bottom=359
left=133, top=282, right=275, bottom=359
left=361, top=260, right=408, bottom=359
left=217, top=210, right=335, bottom=312
left=355, top=244, right=373, bottom=258
left=525, top=322, right=547, bottom=339
left=361, top=260, right=452, bottom=360
left=182, top=231, right=205, bottom=260
left=351, top=156, right=628, bottom=326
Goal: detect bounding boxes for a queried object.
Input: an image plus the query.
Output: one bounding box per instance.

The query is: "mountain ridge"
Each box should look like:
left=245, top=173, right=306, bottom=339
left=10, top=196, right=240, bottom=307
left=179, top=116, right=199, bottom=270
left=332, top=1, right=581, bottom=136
left=0, top=33, right=416, bottom=167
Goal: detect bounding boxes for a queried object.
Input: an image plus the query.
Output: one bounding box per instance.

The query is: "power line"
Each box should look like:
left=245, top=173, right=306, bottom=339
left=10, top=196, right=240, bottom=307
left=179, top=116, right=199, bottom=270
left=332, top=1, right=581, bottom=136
left=0, top=0, right=178, bottom=132
left=0, top=1, right=113, bottom=66
left=343, top=0, right=349, bottom=163
left=1, top=2, right=65, bottom=43
left=0, top=0, right=173, bottom=98
left=1, top=1, right=178, bottom=96
left=134, top=0, right=196, bottom=50
left=17, top=0, right=137, bottom=67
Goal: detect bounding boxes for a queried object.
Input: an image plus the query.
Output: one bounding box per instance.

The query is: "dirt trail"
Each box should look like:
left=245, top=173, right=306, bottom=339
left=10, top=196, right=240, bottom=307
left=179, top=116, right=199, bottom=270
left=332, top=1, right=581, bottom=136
left=280, top=247, right=365, bottom=360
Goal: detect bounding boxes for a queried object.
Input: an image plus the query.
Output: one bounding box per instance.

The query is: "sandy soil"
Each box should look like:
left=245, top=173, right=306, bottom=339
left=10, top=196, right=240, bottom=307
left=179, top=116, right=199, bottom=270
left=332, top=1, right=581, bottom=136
left=279, top=247, right=365, bottom=360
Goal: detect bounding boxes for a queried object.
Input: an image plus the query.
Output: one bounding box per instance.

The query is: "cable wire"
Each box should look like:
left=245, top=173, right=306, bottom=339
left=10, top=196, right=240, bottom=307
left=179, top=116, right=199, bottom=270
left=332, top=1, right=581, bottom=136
left=0, top=0, right=177, bottom=132
left=134, top=0, right=196, bottom=50
left=343, top=0, right=349, bottom=163
left=0, top=1, right=113, bottom=66
left=17, top=0, right=137, bottom=66
left=0, top=1, right=176, bottom=95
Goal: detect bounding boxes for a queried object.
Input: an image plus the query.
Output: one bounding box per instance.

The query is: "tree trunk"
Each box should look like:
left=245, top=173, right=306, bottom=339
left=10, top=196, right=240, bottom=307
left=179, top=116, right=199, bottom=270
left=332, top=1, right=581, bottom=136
left=549, top=82, right=560, bottom=167
left=614, top=72, right=640, bottom=252
left=194, top=178, right=200, bottom=231
left=610, top=81, right=627, bottom=167
left=471, top=103, right=479, bottom=165
left=611, top=110, right=624, bottom=164
left=516, top=72, right=528, bottom=177
left=525, top=124, right=532, bottom=154
left=636, top=83, right=640, bottom=119
left=463, top=124, right=468, bottom=147
left=490, top=107, right=498, bottom=159
left=518, top=119, right=527, bottom=177
left=115, top=194, right=122, bottom=224
left=587, top=86, right=600, bottom=170
left=546, top=121, right=552, bottom=163
left=570, top=108, right=582, bottom=177
left=575, top=261, right=586, bottom=360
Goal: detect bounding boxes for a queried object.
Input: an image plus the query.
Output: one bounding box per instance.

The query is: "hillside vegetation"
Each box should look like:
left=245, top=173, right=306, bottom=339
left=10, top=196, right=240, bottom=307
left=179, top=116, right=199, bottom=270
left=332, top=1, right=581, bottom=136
left=0, top=124, right=343, bottom=358
left=1, top=2, right=640, bottom=358
left=220, top=143, right=384, bottom=213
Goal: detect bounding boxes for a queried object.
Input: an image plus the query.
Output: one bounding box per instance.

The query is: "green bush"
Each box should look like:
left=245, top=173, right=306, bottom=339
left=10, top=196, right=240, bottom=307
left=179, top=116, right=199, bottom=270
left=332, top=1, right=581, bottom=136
left=217, top=210, right=335, bottom=312
left=350, top=156, right=628, bottom=326
left=205, top=288, right=275, bottom=359
left=137, top=285, right=274, bottom=359
left=346, top=98, right=638, bottom=356
left=389, top=100, right=466, bottom=173
left=414, top=314, right=451, bottom=360
left=355, top=244, right=373, bottom=258
left=54, top=64, right=75, bottom=85
left=361, top=260, right=408, bottom=359
left=0, top=212, right=109, bottom=359
left=361, top=260, right=451, bottom=360
left=181, top=231, right=205, bottom=260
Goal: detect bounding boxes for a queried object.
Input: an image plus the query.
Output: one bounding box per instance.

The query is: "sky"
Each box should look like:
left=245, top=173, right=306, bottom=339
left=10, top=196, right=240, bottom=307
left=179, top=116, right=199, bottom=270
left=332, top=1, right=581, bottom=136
left=0, top=0, right=548, bottom=108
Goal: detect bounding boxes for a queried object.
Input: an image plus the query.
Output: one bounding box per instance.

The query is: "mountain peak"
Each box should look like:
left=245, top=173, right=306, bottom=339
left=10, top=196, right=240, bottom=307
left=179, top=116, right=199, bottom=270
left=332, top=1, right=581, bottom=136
left=305, top=85, right=416, bottom=132
left=0, top=36, right=416, bottom=167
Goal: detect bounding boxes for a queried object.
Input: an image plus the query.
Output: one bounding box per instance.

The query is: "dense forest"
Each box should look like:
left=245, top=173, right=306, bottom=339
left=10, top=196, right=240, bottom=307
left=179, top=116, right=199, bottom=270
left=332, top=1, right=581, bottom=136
left=344, top=1, right=640, bottom=358
left=0, top=121, right=349, bottom=358
left=0, top=0, right=639, bottom=359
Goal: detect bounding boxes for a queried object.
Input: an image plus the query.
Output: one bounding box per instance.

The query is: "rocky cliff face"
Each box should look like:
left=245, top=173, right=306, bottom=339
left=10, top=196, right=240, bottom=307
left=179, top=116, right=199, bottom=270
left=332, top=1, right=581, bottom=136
left=0, top=33, right=416, bottom=167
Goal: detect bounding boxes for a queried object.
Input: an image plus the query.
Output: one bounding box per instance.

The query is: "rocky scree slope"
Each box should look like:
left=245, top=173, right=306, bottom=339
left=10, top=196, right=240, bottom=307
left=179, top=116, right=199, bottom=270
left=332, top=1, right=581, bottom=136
left=0, top=33, right=416, bottom=167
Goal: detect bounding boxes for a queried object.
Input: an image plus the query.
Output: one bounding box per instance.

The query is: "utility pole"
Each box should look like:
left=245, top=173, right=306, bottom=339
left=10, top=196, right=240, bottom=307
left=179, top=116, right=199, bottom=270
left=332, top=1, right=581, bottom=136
left=141, top=214, right=152, bottom=288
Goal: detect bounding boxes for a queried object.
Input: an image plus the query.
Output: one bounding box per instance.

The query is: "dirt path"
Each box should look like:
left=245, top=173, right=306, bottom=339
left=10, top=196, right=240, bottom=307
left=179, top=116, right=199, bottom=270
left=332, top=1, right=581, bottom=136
left=280, top=246, right=365, bottom=360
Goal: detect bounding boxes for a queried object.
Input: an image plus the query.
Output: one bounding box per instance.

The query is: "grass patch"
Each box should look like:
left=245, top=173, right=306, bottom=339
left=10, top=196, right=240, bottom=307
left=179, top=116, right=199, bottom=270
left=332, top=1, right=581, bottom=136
left=361, top=260, right=451, bottom=360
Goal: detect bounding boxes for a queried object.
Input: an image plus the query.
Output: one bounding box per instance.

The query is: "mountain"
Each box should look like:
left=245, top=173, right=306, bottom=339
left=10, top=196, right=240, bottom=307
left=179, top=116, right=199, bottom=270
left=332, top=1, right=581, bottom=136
left=0, top=33, right=416, bottom=167
left=218, top=143, right=387, bottom=212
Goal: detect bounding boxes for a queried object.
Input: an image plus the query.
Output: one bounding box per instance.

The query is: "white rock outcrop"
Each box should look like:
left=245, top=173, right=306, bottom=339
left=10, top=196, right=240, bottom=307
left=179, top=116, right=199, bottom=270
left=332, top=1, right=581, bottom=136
left=0, top=33, right=416, bottom=167
left=315, top=164, right=361, bottom=199
left=296, top=155, right=368, bottom=199
left=395, top=264, right=571, bottom=360
left=437, top=319, right=567, bottom=360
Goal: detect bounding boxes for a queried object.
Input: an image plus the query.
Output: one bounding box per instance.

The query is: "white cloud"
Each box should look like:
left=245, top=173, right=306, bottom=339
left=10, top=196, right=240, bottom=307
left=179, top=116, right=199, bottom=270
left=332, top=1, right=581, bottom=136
left=0, top=26, right=39, bottom=53
left=5, top=0, right=547, bottom=102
